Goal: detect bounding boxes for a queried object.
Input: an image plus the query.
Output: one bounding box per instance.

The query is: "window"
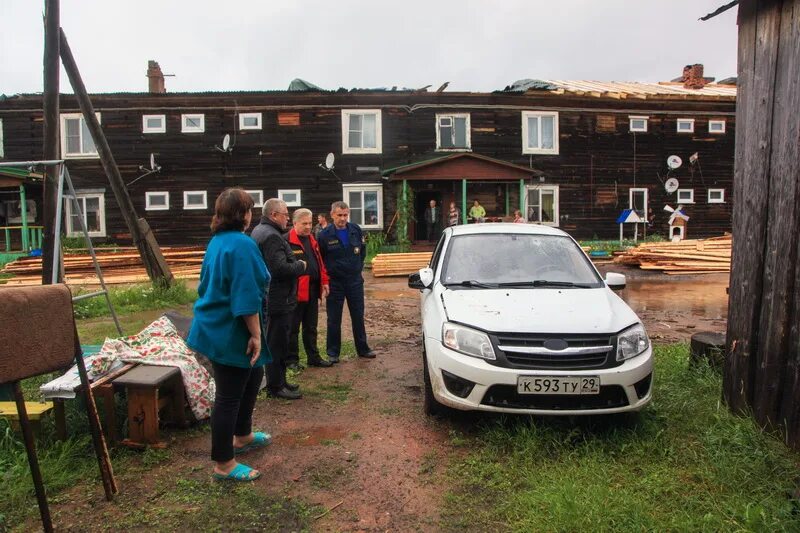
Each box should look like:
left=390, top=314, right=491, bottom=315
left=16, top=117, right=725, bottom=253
left=60, top=113, right=100, bottom=158
left=629, top=188, right=648, bottom=219
left=341, top=109, right=382, bottom=154
left=677, top=189, right=694, bottom=204
left=708, top=189, right=726, bottom=203
left=677, top=119, right=695, bottom=133
left=278, top=189, right=301, bottom=207
left=522, top=111, right=559, bottom=154
left=66, top=192, right=105, bottom=237
left=239, top=113, right=262, bottom=131
left=246, top=190, right=264, bottom=208
left=525, top=185, right=559, bottom=226
left=709, top=120, right=726, bottom=134
left=142, top=114, right=166, bottom=134
left=183, top=190, right=207, bottom=209
left=181, top=114, right=205, bottom=133
left=0, top=118, right=4, bottom=158
left=436, top=113, right=471, bottom=150
left=343, top=184, right=382, bottom=229
left=629, top=116, right=648, bottom=133
left=145, top=191, right=169, bottom=211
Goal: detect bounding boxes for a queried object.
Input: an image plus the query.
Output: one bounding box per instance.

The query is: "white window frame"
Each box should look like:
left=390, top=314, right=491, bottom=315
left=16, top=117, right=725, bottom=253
left=521, top=111, right=559, bottom=155
left=278, top=189, right=301, bottom=207
left=629, top=116, right=648, bottom=133
left=708, top=120, right=726, bottom=134
left=341, top=109, right=382, bottom=154
left=708, top=188, right=726, bottom=204
left=66, top=191, right=106, bottom=237
left=342, top=183, right=383, bottom=229
left=60, top=112, right=101, bottom=159
left=245, top=190, right=264, bottom=208
left=629, top=187, right=649, bottom=219
left=183, top=190, right=208, bottom=210
left=239, top=112, right=262, bottom=131
left=524, top=185, right=560, bottom=227
left=0, top=118, right=4, bottom=158
left=435, top=113, right=471, bottom=151
left=676, top=189, right=694, bottom=204
left=677, top=118, right=695, bottom=133
left=181, top=114, right=205, bottom=133
left=145, top=191, right=170, bottom=211
left=142, top=114, right=166, bottom=134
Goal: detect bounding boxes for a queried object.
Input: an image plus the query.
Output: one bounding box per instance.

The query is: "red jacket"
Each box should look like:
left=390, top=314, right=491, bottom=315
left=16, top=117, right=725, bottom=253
left=287, top=229, right=330, bottom=302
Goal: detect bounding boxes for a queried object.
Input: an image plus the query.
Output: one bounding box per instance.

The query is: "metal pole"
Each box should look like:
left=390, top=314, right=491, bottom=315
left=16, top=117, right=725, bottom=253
left=0, top=160, right=64, bottom=167
left=51, top=164, right=65, bottom=285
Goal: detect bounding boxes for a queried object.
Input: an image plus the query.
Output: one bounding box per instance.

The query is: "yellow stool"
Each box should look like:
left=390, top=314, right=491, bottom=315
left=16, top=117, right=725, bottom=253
left=0, top=401, right=55, bottom=433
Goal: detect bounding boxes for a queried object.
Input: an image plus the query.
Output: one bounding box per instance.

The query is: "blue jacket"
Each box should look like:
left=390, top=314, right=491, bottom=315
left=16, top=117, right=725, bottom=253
left=317, top=222, right=366, bottom=281
left=187, top=231, right=272, bottom=368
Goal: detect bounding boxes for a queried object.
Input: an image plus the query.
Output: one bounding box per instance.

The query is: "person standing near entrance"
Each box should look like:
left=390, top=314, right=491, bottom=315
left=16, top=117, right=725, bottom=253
left=317, top=201, right=375, bottom=362
left=447, top=201, right=461, bottom=227
left=423, top=199, right=441, bottom=241
left=251, top=198, right=307, bottom=400
left=469, top=199, right=486, bottom=223
left=286, top=208, right=333, bottom=369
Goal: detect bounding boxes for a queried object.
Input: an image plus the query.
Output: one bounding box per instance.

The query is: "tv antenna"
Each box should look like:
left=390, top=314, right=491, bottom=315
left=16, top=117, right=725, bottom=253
left=215, top=133, right=233, bottom=153
left=127, top=153, right=162, bottom=186
left=318, top=152, right=340, bottom=181
left=667, top=155, right=682, bottom=169
left=664, top=178, right=680, bottom=194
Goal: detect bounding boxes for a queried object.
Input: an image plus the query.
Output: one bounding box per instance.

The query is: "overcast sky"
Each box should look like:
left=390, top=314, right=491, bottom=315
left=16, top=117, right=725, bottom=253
left=1, top=0, right=738, bottom=95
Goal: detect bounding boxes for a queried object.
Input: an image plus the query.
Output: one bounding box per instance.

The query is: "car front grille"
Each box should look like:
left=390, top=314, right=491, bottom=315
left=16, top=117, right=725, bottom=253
left=481, top=384, right=629, bottom=410
left=489, top=333, right=619, bottom=370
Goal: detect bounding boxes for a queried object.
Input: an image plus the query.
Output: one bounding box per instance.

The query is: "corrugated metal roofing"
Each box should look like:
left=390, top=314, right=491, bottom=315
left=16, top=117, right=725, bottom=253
left=502, top=79, right=736, bottom=99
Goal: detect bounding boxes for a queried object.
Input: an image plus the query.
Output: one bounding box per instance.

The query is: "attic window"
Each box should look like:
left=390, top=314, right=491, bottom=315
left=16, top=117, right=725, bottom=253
left=183, top=190, right=208, bottom=209
left=629, top=116, right=648, bottom=133
left=145, top=191, right=169, bottom=211
left=709, top=120, right=726, bottom=134
left=708, top=189, right=725, bottom=203
left=677, top=189, right=694, bottom=204
left=142, top=115, right=166, bottom=134
left=677, top=119, right=695, bottom=133
left=436, top=113, right=471, bottom=150
left=181, top=114, right=205, bottom=133
left=239, top=113, right=262, bottom=130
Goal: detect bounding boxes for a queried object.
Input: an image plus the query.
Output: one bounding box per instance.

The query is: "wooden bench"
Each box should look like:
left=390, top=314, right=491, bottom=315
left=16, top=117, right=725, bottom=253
left=0, top=401, right=55, bottom=434
left=113, top=364, right=186, bottom=448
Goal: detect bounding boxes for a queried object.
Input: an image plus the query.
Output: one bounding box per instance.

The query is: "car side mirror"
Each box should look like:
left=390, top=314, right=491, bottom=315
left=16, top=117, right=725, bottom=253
left=408, top=267, right=433, bottom=290
left=605, top=272, right=626, bottom=291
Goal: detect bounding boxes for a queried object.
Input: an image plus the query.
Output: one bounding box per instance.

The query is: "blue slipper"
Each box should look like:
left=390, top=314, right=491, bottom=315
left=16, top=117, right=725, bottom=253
left=234, top=431, right=272, bottom=455
left=212, top=463, right=261, bottom=481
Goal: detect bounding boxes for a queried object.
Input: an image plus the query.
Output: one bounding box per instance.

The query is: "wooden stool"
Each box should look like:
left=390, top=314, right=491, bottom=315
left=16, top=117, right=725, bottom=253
left=0, top=401, right=55, bottom=434
left=113, top=365, right=186, bottom=448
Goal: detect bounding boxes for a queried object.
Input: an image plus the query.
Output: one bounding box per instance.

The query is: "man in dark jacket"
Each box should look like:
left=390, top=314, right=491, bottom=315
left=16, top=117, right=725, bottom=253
left=423, top=199, right=441, bottom=241
left=251, top=198, right=306, bottom=399
left=286, top=208, right=332, bottom=369
left=317, top=201, right=374, bottom=362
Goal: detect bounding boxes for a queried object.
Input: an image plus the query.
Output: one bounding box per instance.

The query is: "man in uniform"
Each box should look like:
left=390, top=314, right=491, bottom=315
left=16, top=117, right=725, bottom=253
left=286, top=208, right=333, bottom=369
left=317, top=201, right=375, bottom=362
left=251, top=198, right=306, bottom=399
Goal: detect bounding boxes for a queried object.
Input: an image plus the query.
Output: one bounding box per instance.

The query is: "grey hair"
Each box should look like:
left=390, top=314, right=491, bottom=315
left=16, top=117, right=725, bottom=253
left=331, top=201, right=349, bottom=212
left=292, top=208, right=312, bottom=223
left=262, top=198, right=286, bottom=218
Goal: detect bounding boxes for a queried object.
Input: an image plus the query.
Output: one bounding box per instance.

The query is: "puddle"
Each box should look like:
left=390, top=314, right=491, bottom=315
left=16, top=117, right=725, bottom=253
left=618, top=277, right=729, bottom=319
left=273, top=425, right=348, bottom=447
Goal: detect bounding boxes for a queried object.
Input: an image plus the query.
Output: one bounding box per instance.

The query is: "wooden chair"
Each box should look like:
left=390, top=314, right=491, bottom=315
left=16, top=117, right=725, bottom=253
left=0, top=284, right=117, bottom=533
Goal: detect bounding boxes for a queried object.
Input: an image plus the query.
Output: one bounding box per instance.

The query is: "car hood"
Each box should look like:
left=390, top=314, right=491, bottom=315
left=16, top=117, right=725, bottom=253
left=440, top=287, right=640, bottom=334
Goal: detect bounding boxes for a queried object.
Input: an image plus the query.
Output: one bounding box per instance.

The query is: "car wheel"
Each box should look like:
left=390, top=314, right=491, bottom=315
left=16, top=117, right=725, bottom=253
left=422, top=352, right=446, bottom=417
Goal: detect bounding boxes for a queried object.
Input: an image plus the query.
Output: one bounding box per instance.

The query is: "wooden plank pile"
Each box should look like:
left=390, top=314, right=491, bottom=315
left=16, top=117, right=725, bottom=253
left=613, top=236, right=731, bottom=274
left=372, top=252, right=433, bottom=277
left=0, top=246, right=205, bottom=286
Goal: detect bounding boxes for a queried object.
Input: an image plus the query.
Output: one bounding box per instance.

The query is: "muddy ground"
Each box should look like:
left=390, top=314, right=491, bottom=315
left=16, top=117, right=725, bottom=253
left=27, top=266, right=729, bottom=531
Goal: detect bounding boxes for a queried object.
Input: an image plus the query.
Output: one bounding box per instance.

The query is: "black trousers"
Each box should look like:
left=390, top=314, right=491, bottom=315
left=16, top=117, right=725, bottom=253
left=426, top=221, right=440, bottom=241
left=266, top=312, right=292, bottom=393
left=326, top=277, right=371, bottom=357
left=210, top=361, right=264, bottom=462
left=289, top=284, right=321, bottom=364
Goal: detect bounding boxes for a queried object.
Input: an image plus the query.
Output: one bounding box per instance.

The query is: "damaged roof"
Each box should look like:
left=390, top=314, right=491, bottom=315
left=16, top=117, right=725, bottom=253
left=500, top=79, right=737, bottom=99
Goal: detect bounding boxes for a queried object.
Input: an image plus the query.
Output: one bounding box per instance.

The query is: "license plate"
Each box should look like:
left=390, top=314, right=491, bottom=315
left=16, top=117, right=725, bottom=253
left=517, top=376, right=600, bottom=395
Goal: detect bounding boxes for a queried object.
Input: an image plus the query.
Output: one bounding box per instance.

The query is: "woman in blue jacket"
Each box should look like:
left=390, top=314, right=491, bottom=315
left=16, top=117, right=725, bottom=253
left=188, top=188, right=271, bottom=481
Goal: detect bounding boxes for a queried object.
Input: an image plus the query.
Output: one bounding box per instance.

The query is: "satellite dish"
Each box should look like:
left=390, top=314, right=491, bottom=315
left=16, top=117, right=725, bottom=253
left=665, top=178, right=680, bottom=193
left=222, top=134, right=231, bottom=151
left=150, top=153, right=157, bottom=170
left=325, top=153, right=335, bottom=170
left=667, top=155, right=682, bottom=169
left=128, top=153, right=161, bottom=186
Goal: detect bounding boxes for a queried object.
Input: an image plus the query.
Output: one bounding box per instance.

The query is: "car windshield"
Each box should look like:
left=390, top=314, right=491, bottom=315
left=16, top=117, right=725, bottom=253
left=440, top=233, right=603, bottom=287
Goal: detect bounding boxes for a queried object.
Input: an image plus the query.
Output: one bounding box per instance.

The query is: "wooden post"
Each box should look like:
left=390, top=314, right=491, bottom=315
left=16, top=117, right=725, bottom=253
left=519, top=179, right=525, bottom=218
left=41, top=0, right=60, bottom=285
left=461, top=179, right=467, bottom=224
left=401, top=179, right=408, bottom=242
left=724, top=0, right=800, bottom=449
left=19, top=185, right=29, bottom=252
left=58, top=28, right=174, bottom=287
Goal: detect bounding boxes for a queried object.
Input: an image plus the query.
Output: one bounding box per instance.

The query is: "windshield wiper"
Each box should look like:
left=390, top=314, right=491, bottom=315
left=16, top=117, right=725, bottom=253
left=496, top=280, right=594, bottom=288
left=444, top=280, right=497, bottom=288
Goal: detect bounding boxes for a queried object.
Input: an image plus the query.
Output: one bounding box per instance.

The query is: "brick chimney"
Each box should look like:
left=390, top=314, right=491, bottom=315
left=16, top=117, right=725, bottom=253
left=683, top=64, right=707, bottom=90
left=147, top=60, right=166, bottom=93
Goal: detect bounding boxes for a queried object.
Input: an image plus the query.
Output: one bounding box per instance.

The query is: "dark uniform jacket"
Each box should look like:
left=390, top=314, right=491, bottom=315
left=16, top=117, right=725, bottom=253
left=251, top=217, right=305, bottom=314
left=317, top=222, right=366, bottom=281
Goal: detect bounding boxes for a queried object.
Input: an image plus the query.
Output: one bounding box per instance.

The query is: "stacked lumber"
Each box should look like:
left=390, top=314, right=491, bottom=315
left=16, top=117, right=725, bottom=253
left=0, top=246, right=205, bottom=286
left=372, top=252, right=433, bottom=277
left=613, top=236, right=731, bottom=275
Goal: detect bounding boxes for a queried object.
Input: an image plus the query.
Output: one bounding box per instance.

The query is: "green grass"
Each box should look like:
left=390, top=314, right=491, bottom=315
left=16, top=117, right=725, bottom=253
left=580, top=235, right=664, bottom=254
left=442, top=344, right=800, bottom=532
left=72, top=281, right=196, bottom=320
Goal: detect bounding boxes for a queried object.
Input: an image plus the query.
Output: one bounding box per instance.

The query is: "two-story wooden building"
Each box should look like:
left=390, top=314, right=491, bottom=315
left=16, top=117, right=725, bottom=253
left=0, top=63, right=735, bottom=245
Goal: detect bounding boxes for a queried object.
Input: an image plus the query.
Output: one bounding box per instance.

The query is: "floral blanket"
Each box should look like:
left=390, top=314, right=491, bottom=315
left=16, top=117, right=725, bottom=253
left=94, top=316, right=215, bottom=420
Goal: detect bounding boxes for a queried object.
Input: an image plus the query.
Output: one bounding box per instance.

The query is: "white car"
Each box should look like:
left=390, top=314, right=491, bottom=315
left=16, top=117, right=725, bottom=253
left=408, top=223, right=653, bottom=416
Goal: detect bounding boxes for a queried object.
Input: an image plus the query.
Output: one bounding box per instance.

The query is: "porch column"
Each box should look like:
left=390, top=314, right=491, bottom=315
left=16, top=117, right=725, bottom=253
left=461, top=179, right=467, bottom=224
left=20, top=185, right=29, bottom=252
left=519, top=179, right=525, bottom=217
left=505, top=183, right=510, bottom=216
left=401, top=179, right=408, bottom=242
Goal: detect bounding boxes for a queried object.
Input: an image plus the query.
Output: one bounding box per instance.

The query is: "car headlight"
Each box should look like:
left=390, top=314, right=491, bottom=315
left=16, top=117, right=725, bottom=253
left=442, top=322, right=496, bottom=360
left=616, top=323, right=650, bottom=361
